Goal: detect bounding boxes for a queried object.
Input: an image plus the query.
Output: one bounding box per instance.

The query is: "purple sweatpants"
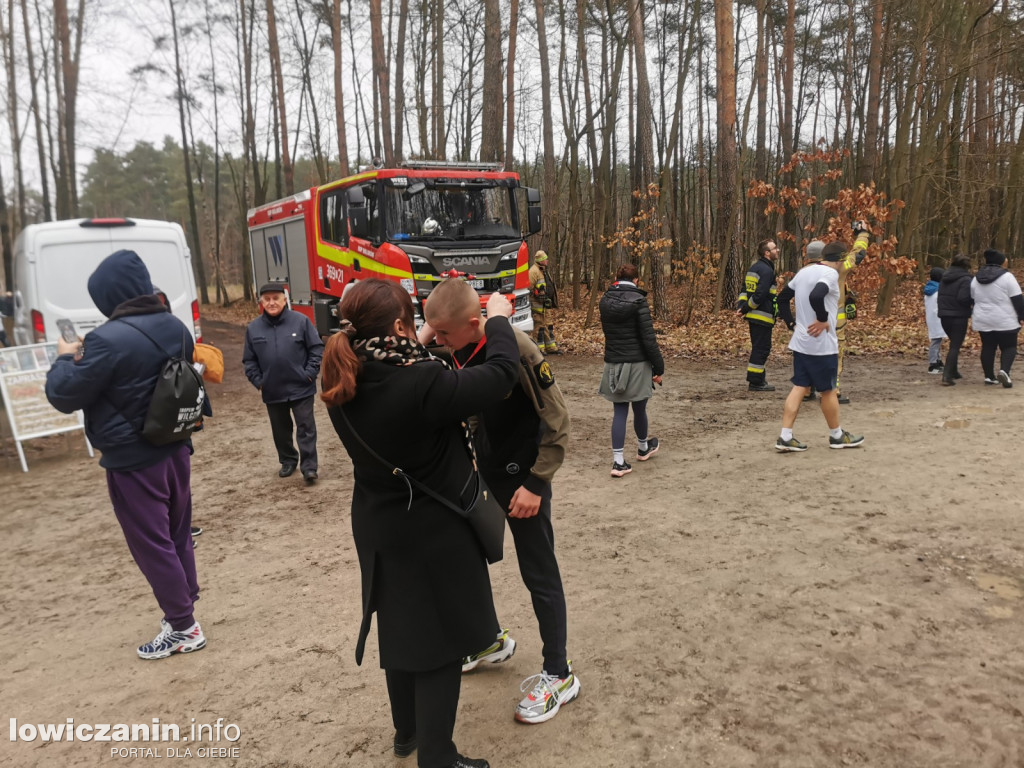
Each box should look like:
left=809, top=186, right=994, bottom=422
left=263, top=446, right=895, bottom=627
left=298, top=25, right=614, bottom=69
left=106, top=444, right=199, bottom=632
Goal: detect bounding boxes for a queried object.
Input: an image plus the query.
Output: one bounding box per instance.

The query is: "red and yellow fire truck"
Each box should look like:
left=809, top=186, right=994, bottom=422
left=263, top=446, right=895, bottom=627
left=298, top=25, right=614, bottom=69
left=246, top=161, right=541, bottom=335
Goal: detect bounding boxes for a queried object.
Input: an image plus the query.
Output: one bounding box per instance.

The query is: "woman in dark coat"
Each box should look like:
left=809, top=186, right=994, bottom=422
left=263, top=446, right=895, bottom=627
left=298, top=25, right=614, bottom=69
left=598, top=263, right=665, bottom=477
left=321, top=279, right=518, bottom=768
left=937, top=253, right=974, bottom=386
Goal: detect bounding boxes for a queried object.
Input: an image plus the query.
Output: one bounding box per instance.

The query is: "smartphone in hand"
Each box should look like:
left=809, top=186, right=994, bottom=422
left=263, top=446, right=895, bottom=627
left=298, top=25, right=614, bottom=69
left=56, top=318, right=79, bottom=343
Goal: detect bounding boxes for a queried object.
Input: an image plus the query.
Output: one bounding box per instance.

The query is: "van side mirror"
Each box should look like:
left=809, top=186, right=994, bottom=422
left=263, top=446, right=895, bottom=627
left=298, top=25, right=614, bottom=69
left=525, top=187, right=542, bottom=235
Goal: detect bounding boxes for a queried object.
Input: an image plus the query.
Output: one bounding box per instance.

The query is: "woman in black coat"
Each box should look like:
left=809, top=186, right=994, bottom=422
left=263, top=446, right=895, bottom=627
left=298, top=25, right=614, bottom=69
left=937, top=253, right=973, bottom=386
left=598, top=263, right=665, bottom=478
left=321, top=279, right=518, bottom=768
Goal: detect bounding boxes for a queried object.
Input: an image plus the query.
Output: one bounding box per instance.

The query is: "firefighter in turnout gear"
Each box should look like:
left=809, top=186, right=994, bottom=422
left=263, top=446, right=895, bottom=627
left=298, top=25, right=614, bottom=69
left=736, top=238, right=781, bottom=391
left=822, top=221, right=871, bottom=404
left=529, top=251, right=560, bottom=354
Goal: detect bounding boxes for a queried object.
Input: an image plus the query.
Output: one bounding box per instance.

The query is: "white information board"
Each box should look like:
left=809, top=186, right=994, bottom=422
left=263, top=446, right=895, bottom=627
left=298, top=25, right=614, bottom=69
left=0, top=343, right=93, bottom=472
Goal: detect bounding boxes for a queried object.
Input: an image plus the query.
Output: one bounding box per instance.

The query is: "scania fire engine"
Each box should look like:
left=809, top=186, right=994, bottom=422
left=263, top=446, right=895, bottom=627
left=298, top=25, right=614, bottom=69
left=246, top=161, right=542, bottom=335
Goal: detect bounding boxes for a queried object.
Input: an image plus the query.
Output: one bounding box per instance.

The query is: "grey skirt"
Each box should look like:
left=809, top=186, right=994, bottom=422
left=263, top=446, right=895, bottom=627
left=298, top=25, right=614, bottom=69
left=598, top=361, right=654, bottom=403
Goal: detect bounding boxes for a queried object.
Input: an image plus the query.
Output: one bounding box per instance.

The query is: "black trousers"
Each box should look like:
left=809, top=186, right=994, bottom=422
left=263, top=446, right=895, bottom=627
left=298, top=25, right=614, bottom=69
left=746, top=321, right=774, bottom=384
left=491, top=476, right=569, bottom=677
left=978, top=328, right=1020, bottom=379
left=385, top=659, right=462, bottom=768
left=940, top=316, right=969, bottom=379
left=265, top=395, right=318, bottom=472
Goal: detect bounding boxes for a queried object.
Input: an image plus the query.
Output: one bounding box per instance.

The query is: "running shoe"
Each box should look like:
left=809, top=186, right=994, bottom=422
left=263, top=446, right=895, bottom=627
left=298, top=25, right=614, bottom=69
left=775, top=436, right=807, bottom=452
left=610, top=461, right=632, bottom=477
left=137, top=621, right=206, bottom=660
left=514, top=664, right=581, bottom=724
left=828, top=430, right=865, bottom=449
left=637, top=438, right=660, bottom=461
left=462, top=629, right=516, bottom=672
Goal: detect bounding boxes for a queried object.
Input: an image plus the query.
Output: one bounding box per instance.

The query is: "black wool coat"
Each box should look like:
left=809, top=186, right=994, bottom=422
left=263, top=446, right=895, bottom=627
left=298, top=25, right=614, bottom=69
left=599, top=282, right=665, bottom=376
left=328, top=317, right=519, bottom=672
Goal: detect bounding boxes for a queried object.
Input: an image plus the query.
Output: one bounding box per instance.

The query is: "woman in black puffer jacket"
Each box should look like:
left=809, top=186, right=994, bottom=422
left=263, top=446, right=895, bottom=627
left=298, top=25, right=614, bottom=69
left=598, top=263, right=665, bottom=477
left=937, top=253, right=973, bottom=386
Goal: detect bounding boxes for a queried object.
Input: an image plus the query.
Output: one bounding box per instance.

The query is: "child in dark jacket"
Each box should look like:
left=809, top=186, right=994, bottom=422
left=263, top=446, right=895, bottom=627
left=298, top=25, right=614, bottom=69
left=923, top=267, right=946, bottom=374
left=937, top=254, right=974, bottom=386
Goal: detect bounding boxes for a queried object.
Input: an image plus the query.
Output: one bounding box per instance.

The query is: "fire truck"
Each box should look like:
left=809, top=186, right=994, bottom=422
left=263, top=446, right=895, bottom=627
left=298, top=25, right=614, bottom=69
left=246, top=161, right=541, bottom=336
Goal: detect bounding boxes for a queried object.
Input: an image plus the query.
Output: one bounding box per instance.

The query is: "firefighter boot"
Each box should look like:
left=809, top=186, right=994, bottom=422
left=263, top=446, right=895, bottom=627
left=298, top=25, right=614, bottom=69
left=546, top=325, right=561, bottom=354
left=535, top=325, right=549, bottom=352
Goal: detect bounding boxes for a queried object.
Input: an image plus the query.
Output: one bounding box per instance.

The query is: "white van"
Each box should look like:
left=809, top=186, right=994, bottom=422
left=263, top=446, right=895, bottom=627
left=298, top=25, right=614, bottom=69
left=12, top=218, right=202, bottom=345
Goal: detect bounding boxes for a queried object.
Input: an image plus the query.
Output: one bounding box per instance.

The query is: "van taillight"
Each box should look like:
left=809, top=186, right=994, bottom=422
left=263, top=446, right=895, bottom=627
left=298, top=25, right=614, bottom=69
left=31, top=309, right=46, bottom=343
left=192, top=300, right=202, bottom=343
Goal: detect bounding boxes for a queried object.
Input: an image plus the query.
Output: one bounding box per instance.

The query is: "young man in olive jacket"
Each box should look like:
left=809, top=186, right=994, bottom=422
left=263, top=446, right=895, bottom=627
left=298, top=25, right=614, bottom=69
left=243, top=283, right=324, bottom=482
left=421, top=278, right=580, bottom=725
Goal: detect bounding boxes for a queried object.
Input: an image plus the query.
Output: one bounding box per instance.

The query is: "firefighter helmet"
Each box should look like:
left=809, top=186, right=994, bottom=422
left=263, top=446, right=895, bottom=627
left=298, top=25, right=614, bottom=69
left=422, top=217, right=442, bottom=235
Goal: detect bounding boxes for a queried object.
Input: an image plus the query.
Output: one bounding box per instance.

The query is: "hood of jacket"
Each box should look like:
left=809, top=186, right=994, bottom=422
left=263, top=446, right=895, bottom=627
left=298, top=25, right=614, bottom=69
left=975, top=263, right=1008, bottom=285
left=923, top=280, right=939, bottom=296
left=940, top=266, right=971, bottom=285
left=87, top=249, right=154, bottom=318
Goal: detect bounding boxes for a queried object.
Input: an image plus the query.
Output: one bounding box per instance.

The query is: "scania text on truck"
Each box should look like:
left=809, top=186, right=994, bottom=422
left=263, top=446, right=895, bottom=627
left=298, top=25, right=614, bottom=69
left=246, top=161, right=542, bottom=335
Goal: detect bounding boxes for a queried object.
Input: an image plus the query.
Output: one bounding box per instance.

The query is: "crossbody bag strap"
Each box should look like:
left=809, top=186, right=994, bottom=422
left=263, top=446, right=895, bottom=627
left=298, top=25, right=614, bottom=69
left=336, top=406, right=473, bottom=515
left=117, top=318, right=190, bottom=361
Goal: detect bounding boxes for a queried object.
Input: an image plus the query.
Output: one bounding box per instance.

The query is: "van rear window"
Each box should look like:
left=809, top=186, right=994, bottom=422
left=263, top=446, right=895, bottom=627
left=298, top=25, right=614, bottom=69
left=38, top=241, right=189, bottom=310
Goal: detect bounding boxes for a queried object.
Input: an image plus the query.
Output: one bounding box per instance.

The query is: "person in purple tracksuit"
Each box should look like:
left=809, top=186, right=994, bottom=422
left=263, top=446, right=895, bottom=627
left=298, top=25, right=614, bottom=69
left=46, top=249, right=207, bottom=660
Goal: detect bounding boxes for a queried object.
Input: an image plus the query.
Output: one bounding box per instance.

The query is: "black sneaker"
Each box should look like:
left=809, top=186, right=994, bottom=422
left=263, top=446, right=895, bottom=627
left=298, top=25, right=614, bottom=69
left=446, top=756, right=490, bottom=768
left=393, top=732, right=416, bottom=758
left=748, top=382, right=776, bottom=391
left=610, top=461, right=632, bottom=478
left=803, top=389, right=817, bottom=402
left=190, top=526, right=203, bottom=537
left=927, top=363, right=942, bottom=374
left=637, top=437, right=660, bottom=461
left=837, top=393, right=850, bottom=404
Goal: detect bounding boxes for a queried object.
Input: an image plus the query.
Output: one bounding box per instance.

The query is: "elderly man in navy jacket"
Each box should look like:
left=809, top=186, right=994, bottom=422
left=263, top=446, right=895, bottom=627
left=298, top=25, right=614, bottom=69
left=243, top=283, right=324, bottom=482
left=46, top=249, right=207, bottom=661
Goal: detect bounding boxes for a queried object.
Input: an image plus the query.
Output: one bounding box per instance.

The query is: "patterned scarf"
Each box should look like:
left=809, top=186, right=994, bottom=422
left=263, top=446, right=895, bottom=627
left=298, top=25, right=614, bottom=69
left=353, top=335, right=479, bottom=470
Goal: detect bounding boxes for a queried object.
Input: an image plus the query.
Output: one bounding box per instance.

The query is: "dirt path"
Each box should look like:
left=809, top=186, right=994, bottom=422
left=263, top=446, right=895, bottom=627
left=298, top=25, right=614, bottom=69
left=3, top=320, right=1022, bottom=767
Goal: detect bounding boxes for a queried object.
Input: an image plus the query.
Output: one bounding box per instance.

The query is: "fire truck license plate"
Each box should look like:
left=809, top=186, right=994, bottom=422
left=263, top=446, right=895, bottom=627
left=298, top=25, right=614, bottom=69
left=468, top=279, right=484, bottom=289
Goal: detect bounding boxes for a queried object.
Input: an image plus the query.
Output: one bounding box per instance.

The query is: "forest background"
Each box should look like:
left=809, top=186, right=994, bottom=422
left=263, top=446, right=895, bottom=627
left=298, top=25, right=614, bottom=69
left=0, top=0, right=1021, bottom=355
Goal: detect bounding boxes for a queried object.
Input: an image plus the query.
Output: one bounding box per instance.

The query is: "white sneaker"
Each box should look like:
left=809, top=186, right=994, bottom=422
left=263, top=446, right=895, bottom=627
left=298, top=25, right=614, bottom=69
left=137, top=621, right=206, bottom=660
left=462, top=629, right=516, bottom=672
left=514, top=664, right=581, bottom=724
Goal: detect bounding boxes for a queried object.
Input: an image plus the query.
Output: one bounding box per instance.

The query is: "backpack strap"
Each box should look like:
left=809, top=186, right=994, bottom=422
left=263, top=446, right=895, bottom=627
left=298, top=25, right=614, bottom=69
left=116, top=318, right=189, bottom=361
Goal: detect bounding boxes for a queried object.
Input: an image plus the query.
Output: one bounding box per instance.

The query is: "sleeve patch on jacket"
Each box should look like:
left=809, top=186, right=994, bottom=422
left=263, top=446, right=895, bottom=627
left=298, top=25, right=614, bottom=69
left=534, top=361, right=555, bottom=389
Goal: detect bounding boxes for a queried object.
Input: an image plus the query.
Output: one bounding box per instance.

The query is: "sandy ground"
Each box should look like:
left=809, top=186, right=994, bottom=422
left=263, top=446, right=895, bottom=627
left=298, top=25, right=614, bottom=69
left=2, top=319, right=1023, bottom=768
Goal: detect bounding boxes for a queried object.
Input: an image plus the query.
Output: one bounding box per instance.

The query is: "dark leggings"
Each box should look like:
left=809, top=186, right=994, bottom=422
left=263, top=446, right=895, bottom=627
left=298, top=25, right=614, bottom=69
left=979, top=328, right=1020, bottom=379
left=385, top=660, right=462, bottom=768
left=612, top=399, right=649, bottom=450
left=940, top=316, right=969, bottom=378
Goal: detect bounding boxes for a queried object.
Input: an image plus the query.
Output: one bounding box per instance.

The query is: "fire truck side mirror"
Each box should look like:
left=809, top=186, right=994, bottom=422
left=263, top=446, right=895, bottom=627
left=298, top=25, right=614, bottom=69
left=525, top=187, right=542, bottom=235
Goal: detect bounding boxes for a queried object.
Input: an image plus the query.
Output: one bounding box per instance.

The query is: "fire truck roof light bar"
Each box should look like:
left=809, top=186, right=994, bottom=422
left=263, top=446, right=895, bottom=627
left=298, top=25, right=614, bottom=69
left=400, top=160, right=504, bottom=172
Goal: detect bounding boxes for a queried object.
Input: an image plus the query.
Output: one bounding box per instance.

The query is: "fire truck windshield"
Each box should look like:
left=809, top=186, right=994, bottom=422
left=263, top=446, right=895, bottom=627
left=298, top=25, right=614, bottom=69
left=385, top=184, right=518, bottom=241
